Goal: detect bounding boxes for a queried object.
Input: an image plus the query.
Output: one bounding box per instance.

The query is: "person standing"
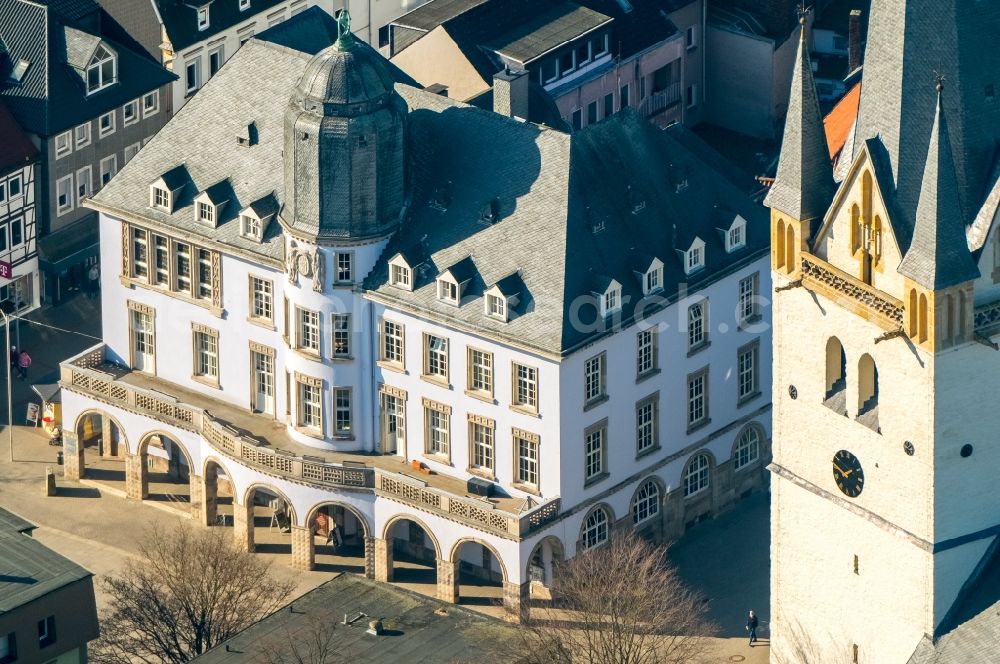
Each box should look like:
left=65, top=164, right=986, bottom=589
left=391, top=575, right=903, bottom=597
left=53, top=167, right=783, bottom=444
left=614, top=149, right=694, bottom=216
left=746, top=610, right=759, bottom=646
left=17, top=350, right=30, bottom=380
left=8, top=346, right=17, bottom=373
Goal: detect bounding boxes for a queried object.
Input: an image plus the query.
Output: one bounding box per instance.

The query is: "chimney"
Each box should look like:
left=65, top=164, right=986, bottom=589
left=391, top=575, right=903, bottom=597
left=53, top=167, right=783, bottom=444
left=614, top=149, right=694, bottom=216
left=848, top=9, right=862, bottom=72
left=493, top=67, right=530, bottom=120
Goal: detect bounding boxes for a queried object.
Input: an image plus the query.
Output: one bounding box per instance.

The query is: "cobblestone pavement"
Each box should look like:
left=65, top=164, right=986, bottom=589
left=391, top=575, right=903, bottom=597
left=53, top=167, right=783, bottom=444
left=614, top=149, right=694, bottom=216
left=0, top=296, right=772, bottom=662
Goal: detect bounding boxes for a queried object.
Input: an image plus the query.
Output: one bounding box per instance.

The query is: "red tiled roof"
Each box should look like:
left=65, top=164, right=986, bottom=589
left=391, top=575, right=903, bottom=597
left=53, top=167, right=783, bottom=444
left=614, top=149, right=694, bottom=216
left=824, top=81, right=861, bottom=161
left=0, top=99, right=36, bottom=173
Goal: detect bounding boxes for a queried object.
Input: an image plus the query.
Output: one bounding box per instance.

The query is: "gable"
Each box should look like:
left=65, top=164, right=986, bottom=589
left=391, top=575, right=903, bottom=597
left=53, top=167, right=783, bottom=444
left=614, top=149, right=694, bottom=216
left=812, top=144, right=908, bottom=298
left=389, top=25, right=490, bottom=103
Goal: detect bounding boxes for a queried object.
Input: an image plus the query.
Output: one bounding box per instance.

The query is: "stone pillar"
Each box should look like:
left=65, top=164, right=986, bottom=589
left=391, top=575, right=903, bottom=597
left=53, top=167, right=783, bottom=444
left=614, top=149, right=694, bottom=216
left=100, top=414, right=113, bottom=457
left=291, top=526, right=315, bottom=570
left=233, top=502, right=254, bottom=552
left=364, top=536, right=376, bottom=579
left=374, top=537, right=393, bottom=582
left=503, top=581, right=531, bottom=623
left=202, top=474, right=218, bottom=527
left=63, top=432, right=84, bottom=481
left=188, top=474, right=203, bottom=521
left=125, top=453, right=148, bottom=500
left=437, top=558, right=459, bottom=603
left=541, top=541, right=554, bottom=587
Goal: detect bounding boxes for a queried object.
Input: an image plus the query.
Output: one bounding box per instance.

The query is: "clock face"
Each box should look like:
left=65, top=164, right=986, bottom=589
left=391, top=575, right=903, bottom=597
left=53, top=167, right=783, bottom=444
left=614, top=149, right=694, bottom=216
left=833, top=450, right=864, bottom=498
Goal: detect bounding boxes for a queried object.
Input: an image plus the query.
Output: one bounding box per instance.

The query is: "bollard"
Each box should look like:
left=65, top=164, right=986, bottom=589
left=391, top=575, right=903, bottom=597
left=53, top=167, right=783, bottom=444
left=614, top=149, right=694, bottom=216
left=56, top=451, right=64, bottom=465
left=44, top=467, right=56, bottom=496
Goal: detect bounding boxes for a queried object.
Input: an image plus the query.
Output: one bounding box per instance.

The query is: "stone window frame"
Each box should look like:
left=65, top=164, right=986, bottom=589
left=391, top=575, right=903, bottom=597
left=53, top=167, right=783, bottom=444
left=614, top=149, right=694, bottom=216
left=247, top=341, right=276, bottom=418
left=421, top=332, right=450, bottom=387
left=379, top=384, right=407, bottom=453
left=467, top=413, right=496, bottom=479
left=465, top=346, right=494, bottom=401
left=247, top=274, right=274, bottom=328
left=631, top=477, right=663, bottom=525
left=583, top=351, right=607, bottom=408
left=331, top=313, right=351, bottom=359
left=333, top=251, right=354, bottom=285
left=74, top=122, right=91, bottom=149
left=738, top=272, right=761, bottom=327
left=332, top=386, right=353, bottom=439
left=512, top=427, right=540, bottom=494
left=687, top=298, right=709, bottom=353
left=120, top=223, right=222, bottom=315
left=378, top=317, right=406, bottom=372
left=294, top=305, right=321, bottom=356
left=683, top=451, right=712, bottom=498
left=294, top=371, right=324, bottom=437
left=54, top=130, right=72, bottom=159
left=686, top=366, right=710, bottom=433
left=636, top=327, right=659, bottom=380
left=422, top=397, right=451, bottom=462
left=732, top=423, right=762, bottom=472
left=583, top=418, right=609, bottom=487
left=127, top=300, right=156, bottom=374
left=737, top=338, right=761, bottom=406
left=635, top=391, right=660, bottom=458
left=580, top=504, right=612, bottom=551
left=55, top=174, right=74, bottom=215
left=511, top=361, right=539, bottom=415
left=191, top=323, right=220, bottom=388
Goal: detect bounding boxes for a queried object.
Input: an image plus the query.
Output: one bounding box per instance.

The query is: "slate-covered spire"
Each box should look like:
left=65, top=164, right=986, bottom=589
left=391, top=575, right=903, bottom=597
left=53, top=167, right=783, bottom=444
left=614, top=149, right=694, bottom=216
left=898, top=82, right=979, bottom=290
left=764, top=17, right=837, bottom=222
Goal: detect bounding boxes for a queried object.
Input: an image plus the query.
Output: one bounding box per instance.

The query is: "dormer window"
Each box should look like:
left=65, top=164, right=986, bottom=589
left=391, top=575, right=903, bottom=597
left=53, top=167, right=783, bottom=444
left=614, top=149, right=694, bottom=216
left=241, top=213, right=261, bottom=240
left=726, top=216, right=747, bottom=253
left=8, top=59, right=30, bottom=85
left=645, top=266, right=662, bottom=293
left=604, top=288, right=620, bottom=314
left=683, top=238, right=705, bottom=275
left=389, top=256, right=412, bottom=290
left=86, top=45, right=116, bottom=95
left=437, top=278, right=459, bottom=305
left=197, top=7, right=210, bottom=30
left=487, top=294, right=506, bottom=320
left=239, top=0, right=250, bottom=10
left=150, top=186, right=170, bottom=210
left=197, top=201, right=215, bottom=225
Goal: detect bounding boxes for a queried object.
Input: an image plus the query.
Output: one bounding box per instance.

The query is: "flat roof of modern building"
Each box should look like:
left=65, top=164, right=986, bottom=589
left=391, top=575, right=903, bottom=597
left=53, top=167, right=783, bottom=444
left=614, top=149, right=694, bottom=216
left=195, top=574, right=517, bottom=663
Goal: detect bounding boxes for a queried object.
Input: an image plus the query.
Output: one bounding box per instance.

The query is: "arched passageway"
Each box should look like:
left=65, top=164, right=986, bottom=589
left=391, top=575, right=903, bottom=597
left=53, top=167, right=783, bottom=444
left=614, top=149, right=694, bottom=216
left=527, top=536, right=565, bottom=604
left=307, top=503, right=369, bottom=574
left=73, top=410, right=127, bottom=484
left=451, top=539, right=506, bottom=607
left=240, top=485, right=295, bottom=554
left=138, top=433, right=193, bottom=510
left=379, top=516, right=439, bottom=591
left=202, top=458, right=234, bottom=527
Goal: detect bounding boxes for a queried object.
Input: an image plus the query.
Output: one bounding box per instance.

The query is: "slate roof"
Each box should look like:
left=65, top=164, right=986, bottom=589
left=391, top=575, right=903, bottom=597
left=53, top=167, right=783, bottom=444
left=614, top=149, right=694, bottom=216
left=765, top=26, right=836, bottom=222
left=0, top=97, right=36, bottom=172
left=0, top=0, right=175, bottom=136
left=392, top=0, right=489, bottom=31
left=91, top=16, right=766, bottom=357
left=88, top=38, right=309, bottom=263
left=906, top=540, right=1000, bottom=664
left=487, top=2, right=612, bottom=64
left=195, top=574, right=517, bottom=663
left=0, top=507, right=94, bottom=613
left=898, top=87, right=980, bottom=290
left=155, top=0, right=290, bottom=52
left=0, top=507, right=36, bottom=535
left=849, top=0, right=1000, bottom=232
left=365, top=102, right=768, bottom=355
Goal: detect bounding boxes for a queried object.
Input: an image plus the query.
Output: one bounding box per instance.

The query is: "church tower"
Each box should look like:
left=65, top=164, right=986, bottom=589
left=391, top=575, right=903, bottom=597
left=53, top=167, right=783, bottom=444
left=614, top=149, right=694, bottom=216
left=768, top=2, right=1000, bottom=662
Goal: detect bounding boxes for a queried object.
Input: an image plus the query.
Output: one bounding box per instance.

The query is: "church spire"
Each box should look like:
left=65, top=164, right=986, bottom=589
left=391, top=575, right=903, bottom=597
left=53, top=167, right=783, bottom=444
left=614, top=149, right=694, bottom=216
left=898, top=81, right=979, bottom=290
left=764, top=14, right=836, bottom=223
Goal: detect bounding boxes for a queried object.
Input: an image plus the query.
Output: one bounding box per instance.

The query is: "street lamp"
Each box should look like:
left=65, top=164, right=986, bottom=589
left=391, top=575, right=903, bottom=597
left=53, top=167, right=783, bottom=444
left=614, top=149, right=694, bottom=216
left=1, top=308, right=11, bottom=463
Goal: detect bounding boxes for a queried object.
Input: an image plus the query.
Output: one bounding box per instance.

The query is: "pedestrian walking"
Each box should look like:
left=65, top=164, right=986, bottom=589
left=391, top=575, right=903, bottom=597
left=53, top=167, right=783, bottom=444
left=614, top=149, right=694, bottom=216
left=17, top=350, right=31, bottom=380
left=746, top=610, right=759, bottom=646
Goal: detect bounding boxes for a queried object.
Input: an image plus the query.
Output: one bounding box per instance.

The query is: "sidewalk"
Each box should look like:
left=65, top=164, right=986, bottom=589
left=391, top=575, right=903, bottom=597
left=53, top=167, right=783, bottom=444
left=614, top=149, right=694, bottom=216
left=0, top=294, right=102, bottom=427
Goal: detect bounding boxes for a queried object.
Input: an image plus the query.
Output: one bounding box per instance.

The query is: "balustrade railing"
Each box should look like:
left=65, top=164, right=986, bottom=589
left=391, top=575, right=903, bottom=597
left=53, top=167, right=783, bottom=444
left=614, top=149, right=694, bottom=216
left=61, top=344, right=560, bottom=538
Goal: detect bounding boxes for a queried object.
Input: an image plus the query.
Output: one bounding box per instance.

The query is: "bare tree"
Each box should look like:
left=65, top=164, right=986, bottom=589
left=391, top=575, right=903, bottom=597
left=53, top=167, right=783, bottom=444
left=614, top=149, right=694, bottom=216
left=92, top=522, right=295, bottom=664
left=259, top=616, right=345, bottom=664
left=513, top=534, right=716, bottom=664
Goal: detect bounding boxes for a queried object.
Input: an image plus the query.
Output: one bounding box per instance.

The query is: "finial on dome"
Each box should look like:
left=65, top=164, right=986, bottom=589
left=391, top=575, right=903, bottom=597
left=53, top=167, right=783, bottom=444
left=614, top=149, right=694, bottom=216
left=334, top=9, right=355, bottom=50
left=797, top=3, right=809, bottom=40
left=935, top=72, right=946, bottom=94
